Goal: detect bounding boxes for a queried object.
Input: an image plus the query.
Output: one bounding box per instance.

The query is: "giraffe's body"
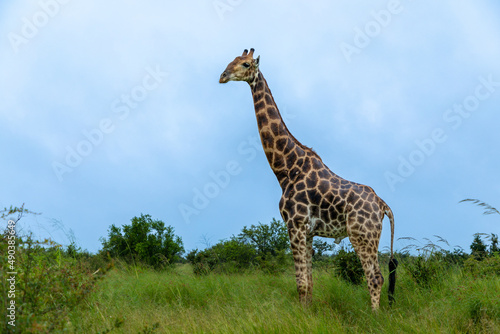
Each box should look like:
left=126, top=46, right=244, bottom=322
left=220, top=49, right=397, bottom=309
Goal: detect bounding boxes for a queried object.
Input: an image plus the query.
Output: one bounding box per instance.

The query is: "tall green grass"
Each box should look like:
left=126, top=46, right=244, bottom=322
left=71, top=262, right=499, bottom=333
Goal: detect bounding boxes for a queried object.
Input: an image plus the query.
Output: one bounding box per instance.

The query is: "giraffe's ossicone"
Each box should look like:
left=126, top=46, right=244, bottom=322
left=220, top=48, right=398, bottom=310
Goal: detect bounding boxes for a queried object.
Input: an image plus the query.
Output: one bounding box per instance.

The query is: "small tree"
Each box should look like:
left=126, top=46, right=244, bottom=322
left=470, top=234, right=488, bottom=261
left=312, top=239, right=335, bottom=259
left=101, top=214, right=184, bottom=268
left=490, top=233, right=499, bottom=255
left=237, top=218, right=289, bottom=256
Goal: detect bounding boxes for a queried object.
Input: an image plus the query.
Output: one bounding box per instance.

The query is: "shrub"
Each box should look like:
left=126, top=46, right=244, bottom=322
left=464, top=255, right=500, bottom=277
left=0, top=232, right=106, bottom=332
left=188, top=238, right=258, bottom=274
left=256, top=249, right=292, bottom=275
left=64, top=241, right=109, bottom=272
left=1, top=205, right=109, bottom=332
left=188, top=219, right=293, bottom=275
left=405, top=255, right=444, bottom=287
left=100, top=214, right=184, bottom=269
left=331, top=245, right=364, bottom=285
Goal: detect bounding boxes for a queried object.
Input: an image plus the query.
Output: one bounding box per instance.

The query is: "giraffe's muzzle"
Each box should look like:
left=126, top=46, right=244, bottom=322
left=219, top=71, right=229, bottom=84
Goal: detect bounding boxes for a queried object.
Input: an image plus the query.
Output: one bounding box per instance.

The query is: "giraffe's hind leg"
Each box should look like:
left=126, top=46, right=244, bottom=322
left=347, top=214, right=384, bottom=310
left=288, top=224, right=313, bottom=305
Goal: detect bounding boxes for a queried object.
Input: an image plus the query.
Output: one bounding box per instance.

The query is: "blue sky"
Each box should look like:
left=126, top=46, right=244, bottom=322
left=1, top=1, right=499, bottom=254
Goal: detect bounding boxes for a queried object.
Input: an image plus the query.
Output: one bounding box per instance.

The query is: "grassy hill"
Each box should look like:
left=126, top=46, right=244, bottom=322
left=69, top=262, right=499, bottom=333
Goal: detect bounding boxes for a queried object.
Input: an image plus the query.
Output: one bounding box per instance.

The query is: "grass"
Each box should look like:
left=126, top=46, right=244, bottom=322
left=70, top=263, right=500, bottom=334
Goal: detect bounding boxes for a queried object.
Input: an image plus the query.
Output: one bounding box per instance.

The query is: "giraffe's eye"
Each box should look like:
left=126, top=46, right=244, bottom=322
left=242, top=62, right=250, bottom=68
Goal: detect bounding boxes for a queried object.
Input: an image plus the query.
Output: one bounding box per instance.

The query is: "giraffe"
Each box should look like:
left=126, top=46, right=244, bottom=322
left=219, top=48, right=398, bottom=309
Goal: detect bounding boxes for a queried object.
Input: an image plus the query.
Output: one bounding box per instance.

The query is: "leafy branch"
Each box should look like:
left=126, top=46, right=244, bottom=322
left=1, top=204, right=40, bottom=225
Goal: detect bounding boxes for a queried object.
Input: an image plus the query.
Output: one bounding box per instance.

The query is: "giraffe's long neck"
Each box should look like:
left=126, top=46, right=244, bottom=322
left=249, top=71, right=306, bottom=189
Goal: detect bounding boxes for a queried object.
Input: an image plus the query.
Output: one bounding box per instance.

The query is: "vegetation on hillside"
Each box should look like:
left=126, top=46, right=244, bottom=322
left=1, top=201, right=498, bottom=333
left=1, top=206, right=109, bottom=333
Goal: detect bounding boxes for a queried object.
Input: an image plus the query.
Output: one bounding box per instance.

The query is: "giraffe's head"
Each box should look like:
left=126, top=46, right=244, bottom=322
left=219, top=48, right=260, bottom=84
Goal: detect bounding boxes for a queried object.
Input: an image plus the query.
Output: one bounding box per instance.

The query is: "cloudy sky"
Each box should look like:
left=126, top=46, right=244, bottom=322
left=1, top=1, right=499, bottom=254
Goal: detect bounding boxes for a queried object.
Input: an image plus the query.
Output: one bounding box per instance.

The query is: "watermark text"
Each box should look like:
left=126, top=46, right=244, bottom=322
left=6, top=219, right=18, bottom=327
left=8, top=0, right=72, bottom=54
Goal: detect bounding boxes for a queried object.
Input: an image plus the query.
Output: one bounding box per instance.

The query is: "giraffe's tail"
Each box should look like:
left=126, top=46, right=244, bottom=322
left=383, top=202, right=398, bottom=306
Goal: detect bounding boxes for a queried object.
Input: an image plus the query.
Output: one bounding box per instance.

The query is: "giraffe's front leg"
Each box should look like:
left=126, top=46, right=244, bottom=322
left=306, top=234, right=314, bottom=299
left=288, top=224, right=313, bottom=305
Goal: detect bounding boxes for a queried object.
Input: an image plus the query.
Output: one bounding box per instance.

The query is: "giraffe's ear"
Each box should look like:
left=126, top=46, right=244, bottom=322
left=255, top=55, right=260, bottom=68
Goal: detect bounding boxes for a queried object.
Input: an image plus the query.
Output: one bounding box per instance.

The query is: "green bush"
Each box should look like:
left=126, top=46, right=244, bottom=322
left=405, top=255, right=444, bottom=287
left=237, top=218, right=290, bottom=256
left=65, top=241, right=109, bottom=273
left=100, top=214, right=184, bottom=269
left=188, top=238, right=258, bottom=274
left=187, top=219, right=293, bottom=275
left=331, top=246, right=364, bottom=285
left=464, top=255, right=500, bottom=277
left=1, top=206, right=106, bottom=332
left=256, top=249, right=292, bottom=275
left=0, top=232, right=106, bottom=333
